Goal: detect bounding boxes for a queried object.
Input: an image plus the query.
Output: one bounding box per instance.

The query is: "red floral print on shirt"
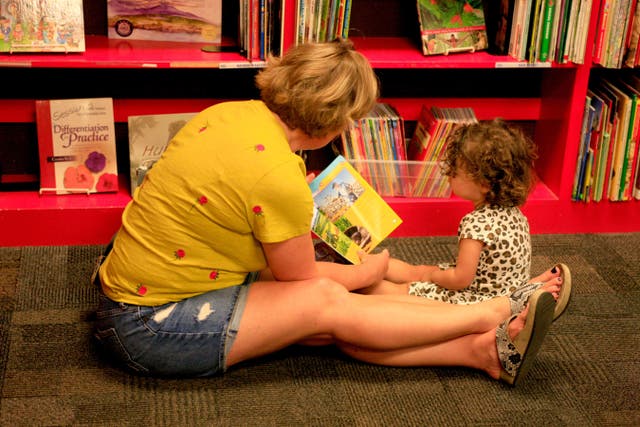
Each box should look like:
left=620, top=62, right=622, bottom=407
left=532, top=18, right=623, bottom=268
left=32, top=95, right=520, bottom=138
left=252, top=205, right=264, bottom=216
left=190, top=195, right=208, bottom=211
left=255, top=144, right=265, bottom=152
left=136, top=284, right=148, bottom=296
left=209, top=270, right=219, bottom=280
left=174, top=249, right=185, bottom=259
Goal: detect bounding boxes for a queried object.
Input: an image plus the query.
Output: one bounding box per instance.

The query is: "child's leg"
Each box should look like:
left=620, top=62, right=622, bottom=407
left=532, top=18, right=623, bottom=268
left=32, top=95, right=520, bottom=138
left=356, top=279, right=410, bottom=295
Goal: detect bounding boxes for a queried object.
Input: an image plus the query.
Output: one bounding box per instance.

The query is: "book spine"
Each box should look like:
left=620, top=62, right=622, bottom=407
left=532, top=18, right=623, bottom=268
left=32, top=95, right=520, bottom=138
left=538, top=0, right=556, bottom=62
left=592, top=0, right=612, bottom=64
left=342, top=0, right=352, bottom=39
left=35, top=100, right=56, bottom=192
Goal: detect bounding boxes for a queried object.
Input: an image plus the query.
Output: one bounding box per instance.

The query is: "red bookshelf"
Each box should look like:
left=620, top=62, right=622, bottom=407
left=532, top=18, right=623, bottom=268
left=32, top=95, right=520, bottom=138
left=1, top=0, right=639, bottom=246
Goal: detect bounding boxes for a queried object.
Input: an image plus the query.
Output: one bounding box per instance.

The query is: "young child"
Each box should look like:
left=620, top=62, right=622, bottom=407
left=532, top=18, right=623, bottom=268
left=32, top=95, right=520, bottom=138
left=362, top=118, right=540, bottom=304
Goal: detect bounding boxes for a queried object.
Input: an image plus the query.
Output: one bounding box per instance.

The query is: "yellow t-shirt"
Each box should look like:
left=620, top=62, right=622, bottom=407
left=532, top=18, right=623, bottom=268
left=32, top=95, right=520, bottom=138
left=101, top=100, right=313, bottom=305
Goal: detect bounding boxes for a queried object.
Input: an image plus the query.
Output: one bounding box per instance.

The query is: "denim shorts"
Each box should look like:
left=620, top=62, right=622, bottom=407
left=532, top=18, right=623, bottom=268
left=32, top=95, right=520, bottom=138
left=94, top=273, right=257, bottom=377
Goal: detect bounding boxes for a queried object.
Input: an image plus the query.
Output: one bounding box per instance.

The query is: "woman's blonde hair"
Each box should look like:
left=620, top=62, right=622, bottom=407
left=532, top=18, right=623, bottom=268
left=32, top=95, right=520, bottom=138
left=255, top=39, right=379, bottom=137
left=442, top=119, right=538, bottom=207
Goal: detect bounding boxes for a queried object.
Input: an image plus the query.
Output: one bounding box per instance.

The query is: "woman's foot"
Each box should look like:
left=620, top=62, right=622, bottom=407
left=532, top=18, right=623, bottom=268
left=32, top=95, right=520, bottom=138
left=513, top=263, right=573, bottom=321
left=485, top=288, right=556, bottom=386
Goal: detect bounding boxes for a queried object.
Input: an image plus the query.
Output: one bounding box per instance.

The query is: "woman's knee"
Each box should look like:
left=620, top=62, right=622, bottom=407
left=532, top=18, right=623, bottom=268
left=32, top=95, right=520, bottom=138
left=306, top=276, right=351, bottom=307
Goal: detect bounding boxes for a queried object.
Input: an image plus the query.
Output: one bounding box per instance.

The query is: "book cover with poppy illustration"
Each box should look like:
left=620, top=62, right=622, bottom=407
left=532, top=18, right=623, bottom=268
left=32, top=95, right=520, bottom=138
left=35, top=98, right=118, bottom=195
left=127, top=112, right=197, bottom=196
left=309, top=155, right=402, bottom=264
left=416, top=0, right=488, bottom=56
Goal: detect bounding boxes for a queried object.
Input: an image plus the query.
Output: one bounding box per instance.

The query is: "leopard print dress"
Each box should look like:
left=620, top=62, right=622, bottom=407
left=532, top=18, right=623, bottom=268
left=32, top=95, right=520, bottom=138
left=408, top=205, right=531, bottom=304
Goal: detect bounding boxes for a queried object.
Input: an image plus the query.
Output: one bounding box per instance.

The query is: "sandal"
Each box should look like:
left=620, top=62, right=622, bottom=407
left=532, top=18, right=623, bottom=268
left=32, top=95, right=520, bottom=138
left=509, top=263, right=573, bottom=321
left=553, top=263, right=572, bottom=321
left=497, top=288, right=556, bottom=386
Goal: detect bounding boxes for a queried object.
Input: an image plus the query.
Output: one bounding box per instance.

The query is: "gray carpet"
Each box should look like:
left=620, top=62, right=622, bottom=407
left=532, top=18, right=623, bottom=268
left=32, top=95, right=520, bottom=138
left=0, top=234, right=639, bottom=426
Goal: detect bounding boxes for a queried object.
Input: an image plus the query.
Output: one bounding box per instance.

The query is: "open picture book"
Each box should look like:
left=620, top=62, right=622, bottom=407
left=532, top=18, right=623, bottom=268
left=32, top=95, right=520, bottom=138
left=309, top=155, right=403, bottom=264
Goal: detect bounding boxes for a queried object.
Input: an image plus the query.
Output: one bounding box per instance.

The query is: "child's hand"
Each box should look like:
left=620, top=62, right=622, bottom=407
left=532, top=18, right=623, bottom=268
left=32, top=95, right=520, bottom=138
left=305, top=172, right=316, bottom=184
left=357, top=249, right=390, bottom=285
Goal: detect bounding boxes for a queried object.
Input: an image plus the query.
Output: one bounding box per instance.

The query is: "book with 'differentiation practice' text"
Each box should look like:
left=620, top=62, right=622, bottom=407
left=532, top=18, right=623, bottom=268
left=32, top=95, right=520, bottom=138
left=35, top=98, right=118, bottom=195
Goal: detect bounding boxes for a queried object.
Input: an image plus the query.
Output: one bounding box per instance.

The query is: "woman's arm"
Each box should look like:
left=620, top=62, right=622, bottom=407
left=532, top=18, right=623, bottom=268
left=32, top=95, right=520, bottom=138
left=261, top=233, right=389, bottom=291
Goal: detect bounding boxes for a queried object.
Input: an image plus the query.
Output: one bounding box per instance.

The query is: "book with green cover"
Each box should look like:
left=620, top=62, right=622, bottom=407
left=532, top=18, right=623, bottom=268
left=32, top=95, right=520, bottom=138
left=416, top=0, right=488, bottom=56
left=309, top=155, right=402, bottom=264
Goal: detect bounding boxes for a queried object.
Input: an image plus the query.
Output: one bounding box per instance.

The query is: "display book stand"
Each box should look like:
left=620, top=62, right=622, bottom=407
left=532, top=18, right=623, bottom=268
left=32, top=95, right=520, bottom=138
left=0, top=0, right=638, bottom=247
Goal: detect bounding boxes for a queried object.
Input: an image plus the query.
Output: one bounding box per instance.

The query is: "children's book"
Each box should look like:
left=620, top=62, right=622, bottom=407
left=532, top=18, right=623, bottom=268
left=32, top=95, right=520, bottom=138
left=107, top=0, right=221, bottom=44
left=35, top=98, right=118, bottom=195
left=127, top=112, right=197, bottom=196
left=309, top=155, right=402, bottom=264
left=0, top=0, right=85, bottom=52
left=416, top=0, right=488, bottom=56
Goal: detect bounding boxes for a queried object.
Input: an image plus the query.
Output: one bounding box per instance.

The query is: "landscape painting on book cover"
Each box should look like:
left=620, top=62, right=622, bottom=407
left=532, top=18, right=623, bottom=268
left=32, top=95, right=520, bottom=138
left=0, top=0, right=85, bottom=52
left=107, top=0, right=221, bottom=43
left=416, top=0, right=488, bottom=56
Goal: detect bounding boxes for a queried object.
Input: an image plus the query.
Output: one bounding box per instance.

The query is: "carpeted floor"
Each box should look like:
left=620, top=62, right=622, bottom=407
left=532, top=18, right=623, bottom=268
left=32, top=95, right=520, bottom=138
left=0, top=233, right=638, bottom=426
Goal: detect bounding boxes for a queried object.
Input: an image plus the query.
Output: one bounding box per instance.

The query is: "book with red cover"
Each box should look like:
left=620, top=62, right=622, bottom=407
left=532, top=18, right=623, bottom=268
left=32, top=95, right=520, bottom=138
left=35, top=98, right=118, bottom=195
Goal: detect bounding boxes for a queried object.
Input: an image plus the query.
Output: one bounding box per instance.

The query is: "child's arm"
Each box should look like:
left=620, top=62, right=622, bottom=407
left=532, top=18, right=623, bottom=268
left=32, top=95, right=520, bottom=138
left=385, top=257, right=439, bottom=283
left=426, top=238, right=483, bottom=290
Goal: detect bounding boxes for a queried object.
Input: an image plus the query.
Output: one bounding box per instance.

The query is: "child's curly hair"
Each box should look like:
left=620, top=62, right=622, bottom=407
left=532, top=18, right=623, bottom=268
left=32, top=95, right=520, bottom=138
left=442, top=119, right=538, bottom=207
left=255, top=39, right=379, bottom=138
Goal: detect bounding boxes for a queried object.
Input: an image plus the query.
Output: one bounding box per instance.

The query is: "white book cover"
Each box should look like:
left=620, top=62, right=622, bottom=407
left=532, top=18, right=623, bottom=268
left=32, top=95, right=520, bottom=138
left=127, top=112, right=197, bottom=196
left=107, top=0, right=221, bottom=44
left=36, top=98, right=118, bottom=195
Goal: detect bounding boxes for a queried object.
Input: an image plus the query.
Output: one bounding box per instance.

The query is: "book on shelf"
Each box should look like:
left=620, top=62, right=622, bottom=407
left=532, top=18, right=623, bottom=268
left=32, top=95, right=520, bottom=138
left=295, top=0, right=352, bottom=44
left=415, top=0, right=488, bottom=56
left=35, top=98, right=118, bottom=195
left=309, top=155, right=402, bottom=264
left=407, top=105, right=476, bottom=198
left=127, top=112, right=197, bottom=196
left=340, top=102, right=407, bottom=197
left=408, top=105, right=477, bottom=162
left=484, top=0, right=516, bottom=55
left=239, top=0, right=282, bottom=60
left=571, top=95, right=596, bottom=201
left=537, top=0, right=557, bottom=62
left=0, top=0, right=85, bottom=52
left=508, top=0, right=533, bottom=60
left=107, top=0, right=221, bottom=44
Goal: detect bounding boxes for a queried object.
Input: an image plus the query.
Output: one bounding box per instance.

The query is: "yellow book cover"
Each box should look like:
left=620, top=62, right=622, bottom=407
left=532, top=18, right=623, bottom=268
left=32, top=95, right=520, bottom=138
left=309, top=155, right=402, bottom=264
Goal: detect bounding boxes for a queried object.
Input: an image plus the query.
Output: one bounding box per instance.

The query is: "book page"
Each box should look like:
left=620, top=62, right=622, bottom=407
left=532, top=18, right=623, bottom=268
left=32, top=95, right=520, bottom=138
left=309, top=155, right=402, bottom=264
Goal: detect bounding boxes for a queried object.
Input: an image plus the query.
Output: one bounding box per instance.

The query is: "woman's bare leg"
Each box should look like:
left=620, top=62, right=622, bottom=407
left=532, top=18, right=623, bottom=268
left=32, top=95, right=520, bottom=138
left=226, top=276, right=562, bottom=368
left=226, top=277, right=510, bottom=367
left=336, top=302, right=535, bottom=381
